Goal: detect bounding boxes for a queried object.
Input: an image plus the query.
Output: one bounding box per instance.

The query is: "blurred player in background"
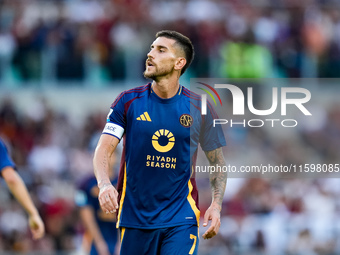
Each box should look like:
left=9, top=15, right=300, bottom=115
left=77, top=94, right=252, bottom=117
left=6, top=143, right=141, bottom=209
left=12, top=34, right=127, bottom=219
left=75, top=149, right=119, bottom=255
left=93, top=30, right=227, bottom=255
left=0, top=137, right=45, bottom=240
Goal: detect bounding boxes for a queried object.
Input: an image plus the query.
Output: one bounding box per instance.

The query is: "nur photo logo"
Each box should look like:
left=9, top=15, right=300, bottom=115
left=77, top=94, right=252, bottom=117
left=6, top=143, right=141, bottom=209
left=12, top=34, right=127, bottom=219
left=194, top=80, right=312, bottom=128
left=196, top=82, right=223, bottom=115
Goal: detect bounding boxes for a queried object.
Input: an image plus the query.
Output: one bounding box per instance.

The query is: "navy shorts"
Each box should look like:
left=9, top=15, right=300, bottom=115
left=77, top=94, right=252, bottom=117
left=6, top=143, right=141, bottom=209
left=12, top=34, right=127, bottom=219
left=120, top=224, right=199, bottom=255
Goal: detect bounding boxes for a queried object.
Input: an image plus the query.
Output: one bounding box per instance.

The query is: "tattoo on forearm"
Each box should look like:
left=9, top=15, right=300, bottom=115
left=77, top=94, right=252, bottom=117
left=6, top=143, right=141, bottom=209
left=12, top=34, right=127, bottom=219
left=205, top=148, right=227, bottom=208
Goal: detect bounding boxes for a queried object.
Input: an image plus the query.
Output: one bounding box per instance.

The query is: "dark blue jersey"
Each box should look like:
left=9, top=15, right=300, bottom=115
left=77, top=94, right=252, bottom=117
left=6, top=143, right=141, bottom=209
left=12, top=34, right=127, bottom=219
left=75, top=176, right=118, bottom=254
left=103, top=83, right=226, bottom=229
left=0, top=138, right=15, bottom=174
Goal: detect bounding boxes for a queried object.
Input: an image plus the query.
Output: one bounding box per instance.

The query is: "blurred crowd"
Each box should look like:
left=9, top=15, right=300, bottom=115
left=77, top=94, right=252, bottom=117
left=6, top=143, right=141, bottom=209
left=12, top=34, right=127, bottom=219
left=1, top=0, right=340, bottom=85
left=0, top=96, right=107, bottom=254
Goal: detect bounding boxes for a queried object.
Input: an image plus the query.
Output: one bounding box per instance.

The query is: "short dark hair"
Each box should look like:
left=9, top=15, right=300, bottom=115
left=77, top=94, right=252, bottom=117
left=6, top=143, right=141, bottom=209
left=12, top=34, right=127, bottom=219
left=155, top=30, right=194, bottom=76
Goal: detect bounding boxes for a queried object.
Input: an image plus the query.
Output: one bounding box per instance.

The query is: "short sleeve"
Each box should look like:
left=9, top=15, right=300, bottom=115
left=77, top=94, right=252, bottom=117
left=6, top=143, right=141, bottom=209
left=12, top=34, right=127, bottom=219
left=199, top=102, right=226, bottom=151
left=102, top=92, right=126, bottom=140
left=0, top=140, right=16, bottom=173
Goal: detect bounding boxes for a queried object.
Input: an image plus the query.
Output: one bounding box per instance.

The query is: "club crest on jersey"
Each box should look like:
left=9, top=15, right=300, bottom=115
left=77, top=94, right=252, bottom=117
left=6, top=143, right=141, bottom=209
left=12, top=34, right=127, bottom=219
left=179, top=114, right=193, bottom=127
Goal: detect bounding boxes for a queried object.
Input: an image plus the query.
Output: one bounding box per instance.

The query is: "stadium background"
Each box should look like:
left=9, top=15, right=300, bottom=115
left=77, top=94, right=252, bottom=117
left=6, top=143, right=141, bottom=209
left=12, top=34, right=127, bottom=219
left=1, top=0, right=340, bottom=254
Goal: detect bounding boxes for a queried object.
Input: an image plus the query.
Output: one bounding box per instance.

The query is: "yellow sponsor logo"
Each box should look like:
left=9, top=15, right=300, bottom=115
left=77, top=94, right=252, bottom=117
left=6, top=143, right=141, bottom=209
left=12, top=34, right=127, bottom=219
left=152, top=129, right=175, bottom=153
left=136, top=112, right=152, bottom=121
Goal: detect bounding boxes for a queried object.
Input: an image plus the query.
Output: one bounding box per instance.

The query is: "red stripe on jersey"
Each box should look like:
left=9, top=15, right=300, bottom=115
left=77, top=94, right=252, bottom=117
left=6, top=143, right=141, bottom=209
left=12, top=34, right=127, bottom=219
left=124, top=97, right=143, bottom=121
left=182, top=87, right=201, bottom=99
left=185, top=90, right=218, bottom=119
left=182, top=90, right=201, bottom=100
left=190, top=149, right=199, bottom=209
left=190, top=101, right=201, bottom=112
left=117, top=135, right=126, bottom=211
left=111, top=84, right=149, bottom=108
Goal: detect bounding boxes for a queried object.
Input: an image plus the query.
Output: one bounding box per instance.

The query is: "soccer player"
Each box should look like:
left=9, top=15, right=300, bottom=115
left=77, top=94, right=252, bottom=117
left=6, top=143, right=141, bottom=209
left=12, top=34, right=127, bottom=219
left=0, top=137, right=45, bottom=240
left=93, top=30, right=227, bottom=255
left=75, top=171, right=119, bottom=255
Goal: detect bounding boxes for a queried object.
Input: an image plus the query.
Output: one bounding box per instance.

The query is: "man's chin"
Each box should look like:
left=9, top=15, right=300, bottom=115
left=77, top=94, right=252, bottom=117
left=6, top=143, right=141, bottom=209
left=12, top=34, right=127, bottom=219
left=143, top=71, right=155, bottom=80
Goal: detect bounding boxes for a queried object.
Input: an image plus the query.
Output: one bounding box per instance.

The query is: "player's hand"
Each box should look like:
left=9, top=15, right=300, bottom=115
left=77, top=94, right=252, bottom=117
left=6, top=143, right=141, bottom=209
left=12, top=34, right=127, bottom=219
left=202, top=202, right=221, bottom=239
left=28, top=213, right=45, bottom=240
left=98, top=183, right=119, bottom=214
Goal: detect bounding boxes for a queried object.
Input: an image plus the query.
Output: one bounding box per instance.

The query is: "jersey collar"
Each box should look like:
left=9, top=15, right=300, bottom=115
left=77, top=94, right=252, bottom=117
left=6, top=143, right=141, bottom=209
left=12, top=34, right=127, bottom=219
left=149, top=83, right=182, bottom=104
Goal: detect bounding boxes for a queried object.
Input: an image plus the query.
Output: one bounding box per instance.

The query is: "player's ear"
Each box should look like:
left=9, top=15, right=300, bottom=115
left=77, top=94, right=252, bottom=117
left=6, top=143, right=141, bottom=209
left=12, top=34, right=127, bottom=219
left=174, top=57, right=186, bottom=72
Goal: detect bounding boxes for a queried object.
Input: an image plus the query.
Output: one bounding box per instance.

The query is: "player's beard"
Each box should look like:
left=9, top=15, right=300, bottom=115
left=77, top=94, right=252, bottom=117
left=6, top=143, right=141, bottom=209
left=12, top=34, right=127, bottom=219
left=143, top=64, right=174, bottom=80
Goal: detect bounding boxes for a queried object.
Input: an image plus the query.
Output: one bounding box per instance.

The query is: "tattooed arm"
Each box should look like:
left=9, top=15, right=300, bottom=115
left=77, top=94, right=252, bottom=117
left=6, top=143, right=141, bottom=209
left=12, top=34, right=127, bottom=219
left=202, top=147, right=227, bottom=239
left=93, top=134, right=119, bottom=215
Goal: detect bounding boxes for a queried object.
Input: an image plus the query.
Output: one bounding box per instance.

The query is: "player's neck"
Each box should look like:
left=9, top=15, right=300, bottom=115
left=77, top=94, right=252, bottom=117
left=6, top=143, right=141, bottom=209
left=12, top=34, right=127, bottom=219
left=152, top=75, right=180, bottom=99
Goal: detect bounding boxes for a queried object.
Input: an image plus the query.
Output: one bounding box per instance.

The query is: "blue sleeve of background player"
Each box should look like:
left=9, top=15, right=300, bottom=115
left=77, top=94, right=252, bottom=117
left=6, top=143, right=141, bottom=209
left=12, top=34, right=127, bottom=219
left=0, top=139, right=16, bottom=173
left=74, top=181, right=90, bottom=208
left=102, top=92, right=126, bottom=140
left=199, top=102, right=226, bottom=151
